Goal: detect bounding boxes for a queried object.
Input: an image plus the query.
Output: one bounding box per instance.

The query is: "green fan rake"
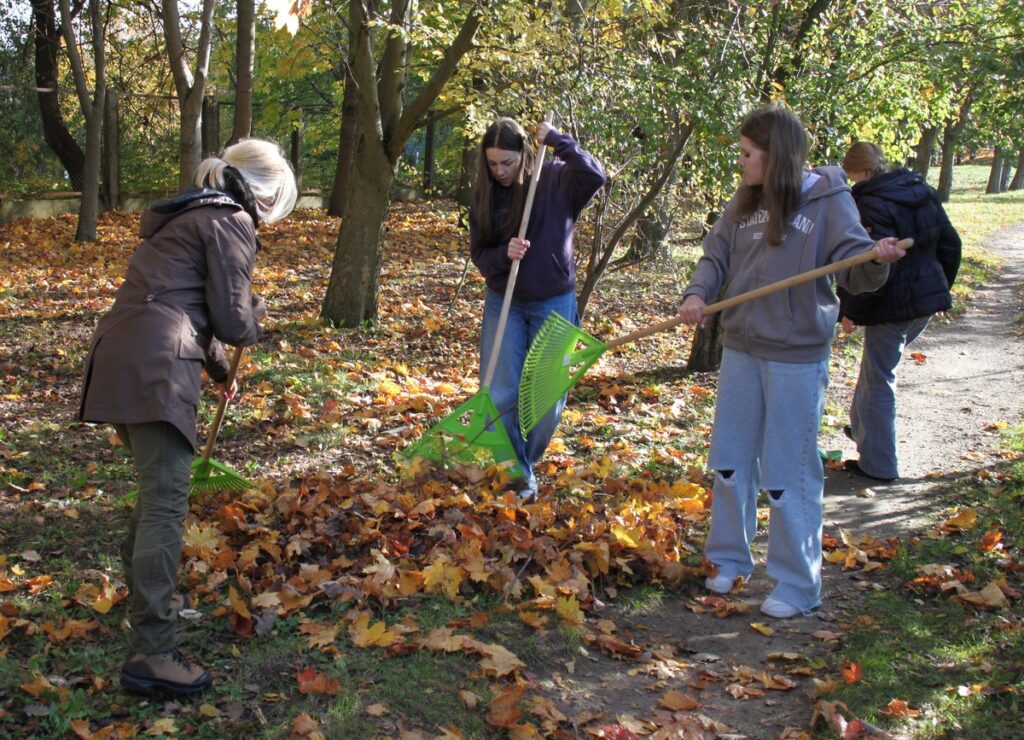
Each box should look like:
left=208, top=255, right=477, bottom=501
left=191, top=344, right=254, bottom=493
left=403, top=114, right=554, bottom=476
left=519, top=237, right=914, bottom=437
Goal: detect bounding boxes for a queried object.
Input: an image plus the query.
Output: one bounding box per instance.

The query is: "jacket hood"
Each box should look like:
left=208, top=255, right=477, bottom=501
left=803, top=165, right=852, bottom=204
left=140, top=187, right=241, bottom=238
left=852, top=167, right=932, bottom=208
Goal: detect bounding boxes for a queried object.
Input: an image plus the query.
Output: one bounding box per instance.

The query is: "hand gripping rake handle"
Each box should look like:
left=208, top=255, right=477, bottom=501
left=606, top=237, right=914, bottom=350
left=200, top=344, right=245, bottom=463
left=481, top=111, right=554, bottom=388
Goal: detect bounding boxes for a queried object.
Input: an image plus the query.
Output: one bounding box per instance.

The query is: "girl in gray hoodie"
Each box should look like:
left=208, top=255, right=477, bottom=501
left=677, top=106, right=907, bottom=618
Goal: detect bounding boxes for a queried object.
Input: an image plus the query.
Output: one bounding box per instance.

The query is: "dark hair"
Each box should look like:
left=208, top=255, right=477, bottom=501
left=472, top=117, right=536, bottom=247
left=734, top=105, right=809, bottom=246
left=220, top=165, right=261, bottom=227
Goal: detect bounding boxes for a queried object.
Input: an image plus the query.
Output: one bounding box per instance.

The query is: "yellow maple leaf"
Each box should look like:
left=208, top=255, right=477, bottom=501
left=146, top=717, right=178, bottom=735
left=299, top=620, right=339, bottom=649
left=610, top=523, right=643, bottom=548
left=478, top=643, right=525, bottom=677
left=944, top=508, right=978, bottom=530
left=555, top=595, right=585, bottom=626
left=349, top=612, right=401, bottom=648
left=228, top=586, right=251, bottom=619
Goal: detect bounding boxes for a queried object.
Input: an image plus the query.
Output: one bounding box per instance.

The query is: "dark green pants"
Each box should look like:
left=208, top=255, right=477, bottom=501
left=115, top=422, right=192, bottom=655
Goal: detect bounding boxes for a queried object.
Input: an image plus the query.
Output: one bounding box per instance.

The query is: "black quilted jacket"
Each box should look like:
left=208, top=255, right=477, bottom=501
left=838, top=168, right=961, bottom=325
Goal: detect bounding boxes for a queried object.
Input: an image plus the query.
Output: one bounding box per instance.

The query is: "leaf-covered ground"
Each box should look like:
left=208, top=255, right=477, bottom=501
left=1, top=199, right=1022, bottom=738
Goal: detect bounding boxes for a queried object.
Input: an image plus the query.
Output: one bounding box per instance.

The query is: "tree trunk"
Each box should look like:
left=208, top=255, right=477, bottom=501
left=937, top=94, right=974, bottom=203
left=228, top=0, right=255, bottom=146
left=102, top=89, right=120, bottom=210
left=291, top=119, right=303, bottom=191
left=623, top=207, right=672, bottom=265
left=422, top=112, right=436, bottom=196
left=985, top=146, right=1006, bottom=194
left=77, top=91, right=104, bottom=241
left=686, top=312, right=723, bottom=372
left=179, top=95, right=205, bottom=188
left=1009, top=146, right=1024, bottom=191
left=162, top=0, right=216, bottom=190
left=31, top=0, right=84, bottom=190
left=320, top=0, right=482, bottom=326
left=327, top=56, right=358, bottom=216
left=999, top=151, right=1012, bottom=191
left=201, top=94, right=220, bottom=157
left=912, top=125, right=940, bottom=178
left=455, top=135, right=477, bottom=207
left=321, top=139, right=394, bottom=324
left=685, top=209, right=723, bottom=370
left=60, top=0, right=104, bottom=241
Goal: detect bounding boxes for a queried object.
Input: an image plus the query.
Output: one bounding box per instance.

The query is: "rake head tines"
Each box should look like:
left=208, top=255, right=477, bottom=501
left=518, top=313, right=607, bottom=437
left=190, top=457, right=254, bottom=494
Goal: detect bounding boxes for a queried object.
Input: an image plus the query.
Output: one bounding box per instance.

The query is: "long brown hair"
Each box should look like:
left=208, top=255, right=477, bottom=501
left=734, top=105, right=809, bottom=246
left=472, top=117, right=537, bottom=246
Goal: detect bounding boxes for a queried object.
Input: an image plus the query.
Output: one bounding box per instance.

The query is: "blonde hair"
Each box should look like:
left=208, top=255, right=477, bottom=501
left=842, top=141, right=888, bottom=179
left=193, top=138, right=297, bottom=224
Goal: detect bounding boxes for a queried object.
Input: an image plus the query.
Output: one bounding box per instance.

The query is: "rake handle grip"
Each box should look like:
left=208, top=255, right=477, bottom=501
left=606, top=238, right=913, bottom=349
left=201, top=344, right=245, bottom=462
left=481, top=110, right=554, bottom=388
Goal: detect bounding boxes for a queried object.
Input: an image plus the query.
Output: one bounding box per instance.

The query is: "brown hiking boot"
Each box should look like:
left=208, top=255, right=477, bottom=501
left=121, top=649, right=213, bottom=696
left=169, top=592, right=185, bottom=612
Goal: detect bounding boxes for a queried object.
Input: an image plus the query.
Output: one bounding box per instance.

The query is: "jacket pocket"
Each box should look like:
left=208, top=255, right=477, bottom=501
left=176, top=317, right=207, bottom=361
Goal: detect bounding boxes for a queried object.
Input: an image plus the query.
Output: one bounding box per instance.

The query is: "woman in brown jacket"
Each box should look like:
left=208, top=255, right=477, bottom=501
left=80, top=138, right=296, bottom=696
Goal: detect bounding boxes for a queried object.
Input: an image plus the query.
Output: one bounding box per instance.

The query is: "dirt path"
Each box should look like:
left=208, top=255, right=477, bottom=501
left=541, top=224, right=1024, bottom=737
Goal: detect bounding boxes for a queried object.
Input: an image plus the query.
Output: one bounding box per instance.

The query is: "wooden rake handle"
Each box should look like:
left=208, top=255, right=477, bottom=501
left=606, top=237, right=913, bottom=350
left=201, top=344, right=245, bottom=462
left=481, top=111, right=555, bottom=387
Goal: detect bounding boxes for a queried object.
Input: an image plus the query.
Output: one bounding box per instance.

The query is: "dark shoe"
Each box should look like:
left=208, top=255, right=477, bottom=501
left=121, top=649, right=213, bottom=696
left=843, top=425, right=855, bottom=442
left=843, top=459, right=897, bottom=483
left=169, top=593, right=185, bottom=612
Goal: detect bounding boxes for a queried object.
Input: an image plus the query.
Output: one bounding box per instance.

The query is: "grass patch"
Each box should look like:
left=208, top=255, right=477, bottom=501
left=826, top=424, right=1024, bottom=738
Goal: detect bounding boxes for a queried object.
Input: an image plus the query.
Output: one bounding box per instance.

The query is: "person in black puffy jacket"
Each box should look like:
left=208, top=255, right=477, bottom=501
left=837, top=141, right=961, bottom=482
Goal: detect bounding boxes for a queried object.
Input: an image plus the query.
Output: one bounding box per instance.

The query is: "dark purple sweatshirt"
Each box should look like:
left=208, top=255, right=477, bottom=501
left=469, top=130, right=605, bottom=302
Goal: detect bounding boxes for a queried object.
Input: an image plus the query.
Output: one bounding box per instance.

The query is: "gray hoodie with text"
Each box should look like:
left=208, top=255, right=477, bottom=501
left=684, top=166, right=889, bottom=363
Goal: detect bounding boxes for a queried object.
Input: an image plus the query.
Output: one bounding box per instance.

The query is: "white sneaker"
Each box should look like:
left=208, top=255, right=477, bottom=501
left=516, top=479, right=539, bottom=503
left=704, top=574, right=736, bottom=594
left=760, top=596, right=801, bottom=618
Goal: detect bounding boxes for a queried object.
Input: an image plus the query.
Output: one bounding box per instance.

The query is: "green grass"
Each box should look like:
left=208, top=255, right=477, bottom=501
left=825, top=424, right=1024, bottom=738
left=940, top=164, right=1024, bottom=312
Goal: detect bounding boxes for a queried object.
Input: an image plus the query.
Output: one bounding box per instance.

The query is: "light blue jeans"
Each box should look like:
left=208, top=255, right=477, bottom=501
left=850, top=315, right=931, bottom=479
left=480, top=288, right=578, bottom=487
left=705, top=348, right=828, bottom=613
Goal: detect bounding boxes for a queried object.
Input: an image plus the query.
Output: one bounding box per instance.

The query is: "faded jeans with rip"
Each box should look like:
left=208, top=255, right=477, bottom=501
left=480, top=288, right=578, bottom=489
left=704, top=348, right=828, bottom=614
left=849, top=315, right=931, bottom=480
left=115, top=421, right=192, bottom=655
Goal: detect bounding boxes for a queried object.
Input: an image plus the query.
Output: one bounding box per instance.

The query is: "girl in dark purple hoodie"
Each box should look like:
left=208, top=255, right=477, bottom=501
left=470, top=117, right=605, bottom=498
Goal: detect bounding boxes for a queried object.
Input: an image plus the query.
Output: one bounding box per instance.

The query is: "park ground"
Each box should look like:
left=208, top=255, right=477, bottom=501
left=0, top=164, right=1023, bottom=738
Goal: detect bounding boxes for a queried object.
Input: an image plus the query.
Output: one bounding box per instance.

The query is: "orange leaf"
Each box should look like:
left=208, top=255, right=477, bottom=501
left=880, top=698, right=921, bottom=717
left=979, top=530, right=1003, bottom=552
left=299, top=620, right=339, bottom=650
left=295, top=667, right=339, bottom=695
left=841, top=662, right=862, bottom=684
left=485, top=684, right=526, bottom=728
left=658, top=689, right=700, bottom=711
